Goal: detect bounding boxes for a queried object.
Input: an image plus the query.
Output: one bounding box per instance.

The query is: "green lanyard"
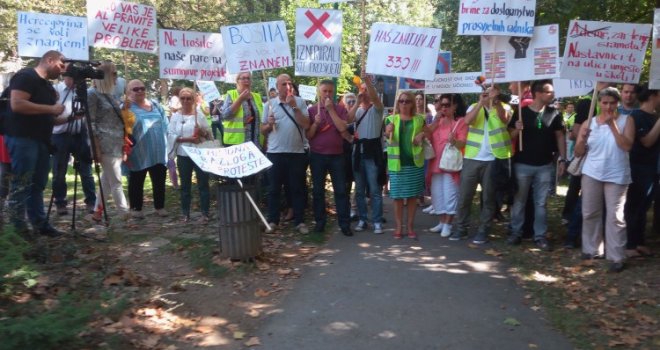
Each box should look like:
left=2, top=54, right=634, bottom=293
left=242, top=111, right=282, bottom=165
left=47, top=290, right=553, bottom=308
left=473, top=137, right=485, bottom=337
left=536, top=109, right=544, bottom=129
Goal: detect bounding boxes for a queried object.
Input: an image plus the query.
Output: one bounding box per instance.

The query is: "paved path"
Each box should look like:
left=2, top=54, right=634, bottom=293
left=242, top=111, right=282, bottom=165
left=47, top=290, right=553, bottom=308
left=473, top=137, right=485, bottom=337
left=255, top=199, right=573, bottom=349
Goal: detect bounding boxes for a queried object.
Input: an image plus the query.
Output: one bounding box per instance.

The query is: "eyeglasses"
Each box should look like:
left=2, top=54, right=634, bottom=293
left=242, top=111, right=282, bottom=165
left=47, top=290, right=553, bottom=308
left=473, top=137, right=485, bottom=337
left=131, top=87, right=146, bottom=92
left=238, top=77, right=251, bottom=81
left=179, top=96, right=193, bottom=101
left=439, top=103, right=451, bottom=108
left=346, top=100, right=356, bottom=105
left=398, top=99, right=412, bottom=104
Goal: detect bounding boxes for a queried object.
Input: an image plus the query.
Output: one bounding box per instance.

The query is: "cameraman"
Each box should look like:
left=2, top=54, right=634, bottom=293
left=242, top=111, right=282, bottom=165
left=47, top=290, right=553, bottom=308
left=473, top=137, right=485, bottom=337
left=4, top=50, right=72, bottom=237
left=51, top=74, right=96, bottom=216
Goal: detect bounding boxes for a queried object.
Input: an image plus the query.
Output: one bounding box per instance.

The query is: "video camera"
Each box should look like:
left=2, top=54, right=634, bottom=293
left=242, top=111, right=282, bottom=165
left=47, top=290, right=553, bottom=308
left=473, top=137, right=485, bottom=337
left=63, top=59, right=104, bottom=80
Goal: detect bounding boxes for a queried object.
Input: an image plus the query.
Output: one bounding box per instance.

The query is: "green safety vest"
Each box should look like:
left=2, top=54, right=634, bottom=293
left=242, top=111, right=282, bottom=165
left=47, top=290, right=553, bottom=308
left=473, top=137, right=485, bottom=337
left=386, top=114, right=425, bottom=171
left=223, top=89, right=264, bottom=145
left=464, top=104, right=512, bottom=160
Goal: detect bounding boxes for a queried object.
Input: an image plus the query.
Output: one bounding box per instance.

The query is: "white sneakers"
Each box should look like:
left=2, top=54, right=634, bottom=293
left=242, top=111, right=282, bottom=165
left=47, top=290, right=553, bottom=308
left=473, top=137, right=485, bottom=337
left=422, top=205, right=434, bottom=213
left=296, top=223, right=309, bottom=234
left=430, top=222, right=453, bottom=237
left=373, top=223, right=383, bottom=234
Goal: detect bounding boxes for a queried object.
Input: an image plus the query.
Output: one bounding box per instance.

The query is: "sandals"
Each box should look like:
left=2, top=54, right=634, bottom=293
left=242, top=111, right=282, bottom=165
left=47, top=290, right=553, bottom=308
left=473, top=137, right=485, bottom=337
left=407, top=231, right=418, bottom=240
left=393, top=230, right=403, bottom=239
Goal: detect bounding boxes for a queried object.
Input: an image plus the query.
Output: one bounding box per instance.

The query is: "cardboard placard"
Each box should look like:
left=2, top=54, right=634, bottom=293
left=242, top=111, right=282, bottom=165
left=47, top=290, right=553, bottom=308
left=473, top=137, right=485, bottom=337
left=159, top=29, right=227, bottom=81
left=458, top=0, right=536, bottom=37
left=222, top=21, right=292, bottom=73
left=295, top=8, right=342, bottom=78
left=87, top=0, right=158, bottom=53
left=17, top=12, right=88, bottom=60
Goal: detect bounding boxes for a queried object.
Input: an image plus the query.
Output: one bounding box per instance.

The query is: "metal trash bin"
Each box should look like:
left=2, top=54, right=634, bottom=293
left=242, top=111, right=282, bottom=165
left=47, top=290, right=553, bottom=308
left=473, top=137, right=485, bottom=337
left=217, top=182, right=262, bottom=260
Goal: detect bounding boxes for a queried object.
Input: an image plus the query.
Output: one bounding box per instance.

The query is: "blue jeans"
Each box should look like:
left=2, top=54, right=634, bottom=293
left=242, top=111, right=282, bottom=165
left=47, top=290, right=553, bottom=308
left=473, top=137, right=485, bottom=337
left=309, top=152, right=350, bottom=230
left=510, top=163, right=553, bottom=239
left=177, top=156, right=210, bottom=217
left=211, top=121, right=223, bottom=141
left=267, top=153, right=308, bottom=226
left=5, top=136, right=52, bottom=230
left=51, top=132, right=96, bottom=207
left=354, top=157, right=382, bottom=224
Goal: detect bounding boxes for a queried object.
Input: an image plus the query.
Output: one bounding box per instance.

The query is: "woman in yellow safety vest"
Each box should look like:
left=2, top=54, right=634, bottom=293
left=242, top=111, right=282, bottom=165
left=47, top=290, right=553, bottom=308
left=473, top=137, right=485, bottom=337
left=220, top=72, right=263, bottom=147
left=384, top=91, right=429, bottom=240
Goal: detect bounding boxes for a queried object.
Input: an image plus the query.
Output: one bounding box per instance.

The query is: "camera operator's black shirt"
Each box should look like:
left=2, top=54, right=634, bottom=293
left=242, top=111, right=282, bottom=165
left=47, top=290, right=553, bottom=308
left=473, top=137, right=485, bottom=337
left=509, top=106, right=564, bottom=166
left=5, top=68, right=57, bottom=144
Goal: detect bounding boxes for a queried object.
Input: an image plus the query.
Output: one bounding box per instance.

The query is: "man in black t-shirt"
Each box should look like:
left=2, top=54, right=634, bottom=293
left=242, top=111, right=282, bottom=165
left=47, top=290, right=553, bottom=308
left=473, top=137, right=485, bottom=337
left=507, top=80, right=567, bottom=251
left=5, top=50, right=67, bottom=237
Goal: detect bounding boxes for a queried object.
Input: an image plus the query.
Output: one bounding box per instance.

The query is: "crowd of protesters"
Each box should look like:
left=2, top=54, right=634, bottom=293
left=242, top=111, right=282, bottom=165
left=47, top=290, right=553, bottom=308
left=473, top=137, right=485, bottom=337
left=2, top=50, right=659, bottom=274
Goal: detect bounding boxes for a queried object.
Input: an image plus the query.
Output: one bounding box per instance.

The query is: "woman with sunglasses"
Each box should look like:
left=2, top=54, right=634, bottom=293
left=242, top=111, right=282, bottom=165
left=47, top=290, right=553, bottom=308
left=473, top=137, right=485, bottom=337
left=87, top=61, right=130, bottom=221
left=124, top=79, right=169, bottom=218
left=427, top=94, right=468, bottom=237
left=168, top=88, right=211, bottom=223
left=383, top=91, right=429, bottom=239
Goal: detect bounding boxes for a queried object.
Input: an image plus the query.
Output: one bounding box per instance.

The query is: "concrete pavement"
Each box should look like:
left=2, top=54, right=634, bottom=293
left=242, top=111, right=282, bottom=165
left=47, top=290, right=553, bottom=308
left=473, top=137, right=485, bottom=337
left=255, top=199, right=573, bottom=350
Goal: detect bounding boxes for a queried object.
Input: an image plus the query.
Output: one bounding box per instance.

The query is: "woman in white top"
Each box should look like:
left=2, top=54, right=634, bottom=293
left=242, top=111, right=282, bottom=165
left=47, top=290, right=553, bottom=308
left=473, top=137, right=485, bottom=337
left=574, top=87, right=634, bottom=273
left=168, top=88, right=212, bottom=223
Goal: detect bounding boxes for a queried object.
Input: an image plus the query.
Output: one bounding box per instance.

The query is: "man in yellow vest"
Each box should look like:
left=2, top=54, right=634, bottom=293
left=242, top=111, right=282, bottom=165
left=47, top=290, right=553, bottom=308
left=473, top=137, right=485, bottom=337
left=449, top=85, right=512, bottom=244
left=220, top=72, right=263, bottom=147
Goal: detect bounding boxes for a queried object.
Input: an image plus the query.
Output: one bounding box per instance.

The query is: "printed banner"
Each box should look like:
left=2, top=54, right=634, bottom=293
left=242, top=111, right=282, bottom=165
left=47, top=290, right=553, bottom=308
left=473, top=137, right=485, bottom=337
left=87, top=0, right=157, bottom=54
left=298, top=84, right=317, bottom=101
left=196, top=81, right=222, bottom=102
left=481, top=24, right=559, bottom=83
left=458, top=0, right=536, bottom=37
left=17, top=12, right=88, bottom=60
left=425, top=72, right=483, bottom=94
left=650, top=9, right=660, bottom=89
left=182, top=142, right=272, bottom=178
left=295, top=8, right=342, bottom=78
left=222, top=21, right=292, bottom=73
left=366, top=23, right=442, bottom=81
left=560, top=20, right=652, bottom=84
left=158, top=29, right=226, bottom=81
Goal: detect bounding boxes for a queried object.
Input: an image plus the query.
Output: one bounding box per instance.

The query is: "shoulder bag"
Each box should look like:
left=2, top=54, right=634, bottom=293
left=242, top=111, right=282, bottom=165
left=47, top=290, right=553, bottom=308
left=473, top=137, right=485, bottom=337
left=438, top=121, right=463, bottom=172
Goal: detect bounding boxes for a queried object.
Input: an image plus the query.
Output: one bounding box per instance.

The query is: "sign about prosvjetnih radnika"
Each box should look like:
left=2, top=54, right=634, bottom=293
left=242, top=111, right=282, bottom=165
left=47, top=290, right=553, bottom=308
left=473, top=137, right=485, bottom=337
left=458, top=0, right=536, bottom=37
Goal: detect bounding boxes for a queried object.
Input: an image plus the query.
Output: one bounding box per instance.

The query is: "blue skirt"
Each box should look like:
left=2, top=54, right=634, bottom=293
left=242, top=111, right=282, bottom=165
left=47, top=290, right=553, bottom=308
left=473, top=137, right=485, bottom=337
left=389, top=165, right=425, bottom=199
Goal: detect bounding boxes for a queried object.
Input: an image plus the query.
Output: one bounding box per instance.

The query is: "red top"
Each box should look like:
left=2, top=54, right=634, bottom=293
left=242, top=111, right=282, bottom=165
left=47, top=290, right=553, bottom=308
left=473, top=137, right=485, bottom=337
left=429, top=117, right=467, bottom=182
left=0, top=136, right=10, bottom=163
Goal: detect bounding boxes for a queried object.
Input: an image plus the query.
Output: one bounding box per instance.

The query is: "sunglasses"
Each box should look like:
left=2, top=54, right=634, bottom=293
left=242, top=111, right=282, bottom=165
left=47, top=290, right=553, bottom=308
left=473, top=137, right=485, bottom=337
left=179, top=96, right=193, bottom=101
left=398, top=99, right=412, bottom=104
left=131, top=87, right=146, bottom=92
left=238, top=77, right=251, bottom=81
left=346, top=100, right=356, bottom=105
left=439, top=103, right=451, bottom=108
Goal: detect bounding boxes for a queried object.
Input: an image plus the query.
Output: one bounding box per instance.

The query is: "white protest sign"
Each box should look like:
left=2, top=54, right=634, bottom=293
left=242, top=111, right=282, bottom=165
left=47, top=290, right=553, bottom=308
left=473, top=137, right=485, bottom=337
left=17, top=12, right=88, bottom=60
left=182, top=142, right=272, bottom=178
left=552, top=79, right=594, bottom=99
left=481, top=24, right=559, bottom=83
left=425, top=72, right=483, bottom=94
left=268, top=77, right=277, bottom=90
left=560, top=20, right=652, bottom=84
left=196, top=81, right=222, bottom=102
left=295, top=8, right=342, bottom=78
left=366, top=23, right=442, bottom=81
left=650, top=9, right=660, bottom=89
left=86, top=0, right=157, bottom=53
left=458, top=0, right=536, bottom=37
left=298, top=84, right=317, bottom=101
left=222, top=21, right=292, bottom=73
left=159, top=29, right=227, bottom=81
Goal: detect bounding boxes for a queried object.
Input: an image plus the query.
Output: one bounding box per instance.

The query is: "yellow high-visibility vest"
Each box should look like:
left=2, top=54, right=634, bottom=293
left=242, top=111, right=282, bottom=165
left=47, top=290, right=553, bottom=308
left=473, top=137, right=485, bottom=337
left=223, top=89, right=264, bottom=145
left=386, top=114, right=425, bottom=171
left=464, top=104, right=512, bottom=160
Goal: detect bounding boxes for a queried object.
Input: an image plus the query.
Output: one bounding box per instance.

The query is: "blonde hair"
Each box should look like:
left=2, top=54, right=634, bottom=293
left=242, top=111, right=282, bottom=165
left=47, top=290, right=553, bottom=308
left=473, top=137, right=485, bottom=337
left=178, top=87, right=196, bottom=100
left=95, top=61, right=117, bottom=94
left=394, top=91, right=415, bottom=115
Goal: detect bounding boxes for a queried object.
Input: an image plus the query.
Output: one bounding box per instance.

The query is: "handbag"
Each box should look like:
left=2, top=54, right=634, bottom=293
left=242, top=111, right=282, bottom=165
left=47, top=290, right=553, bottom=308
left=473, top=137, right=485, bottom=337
left=423, top=139, right=435, bottom=160
left=438, top=121, right=463, bottom=172
left=567, top=153, right=586, bottom=176
left=193, top=111, right=221, bottom=149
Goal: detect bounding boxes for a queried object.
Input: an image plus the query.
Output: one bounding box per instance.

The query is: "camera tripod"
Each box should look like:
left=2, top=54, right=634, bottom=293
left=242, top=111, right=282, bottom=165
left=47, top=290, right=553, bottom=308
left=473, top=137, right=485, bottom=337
left=46, top=77, right=109, bottom=236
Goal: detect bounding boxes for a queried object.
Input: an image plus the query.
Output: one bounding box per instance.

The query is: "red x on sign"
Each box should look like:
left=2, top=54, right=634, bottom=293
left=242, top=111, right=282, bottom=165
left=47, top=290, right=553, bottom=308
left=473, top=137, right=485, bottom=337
left=304, top=10, right=332, bottom=39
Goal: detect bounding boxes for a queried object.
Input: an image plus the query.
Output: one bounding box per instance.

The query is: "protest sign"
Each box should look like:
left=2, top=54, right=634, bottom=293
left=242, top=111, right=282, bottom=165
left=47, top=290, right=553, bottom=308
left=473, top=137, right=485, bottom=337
left=425, top=72, right=483, bottom=94
left=87, top=0, right=157, bottom=54
left=298, top=84, right=317, bottom=101
left=650, top=9, right=660, bottom=89
left=366, top=23, right=442, bottom=81
left=182, top=142, right=272, bottom=178
left=400, top=50, right=452, bottom=90
left=17, top=12, right=88, bottom=60
left=159, top=29, right=227, bottom=81
left=222, top=21, right=292, bottom=73
left=560, top=20, right=652, bottom=84
left=552, top=79, right=594, bottom=99
left=268, top=77, right=277, bottom=90
left=295, top=8, right=342, bottom=78
left=481, top=24, right=559, bottom=83
left=196, top=81, right=222, bottom=102
left=458, top=0, right=536, bottom=37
